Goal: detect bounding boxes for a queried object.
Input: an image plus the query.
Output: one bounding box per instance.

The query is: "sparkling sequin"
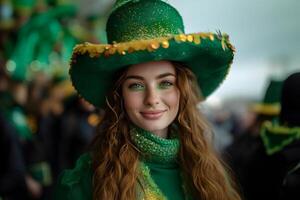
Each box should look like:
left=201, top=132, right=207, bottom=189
left=187, top=35, right=193, bottom=42
left=193, top=35, right=201, bottom=44
left=72, top=33, right=234, bottom=58
left=179, top=34, right=187, bottom=42
left=162, top=41, right=169, bottom=48
left=150, top=42, right=160, bottom=50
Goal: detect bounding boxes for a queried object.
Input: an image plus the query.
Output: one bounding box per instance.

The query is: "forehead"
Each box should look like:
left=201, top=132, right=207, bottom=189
left=125, top=61, right=176, bottom=77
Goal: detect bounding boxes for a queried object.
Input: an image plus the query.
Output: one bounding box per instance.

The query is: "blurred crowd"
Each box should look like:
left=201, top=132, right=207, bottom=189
left=1, top=0, right=300, bottom=200
left=0, top=67, right=103, bottom=199
left=0, top=0, right=107, bottom=199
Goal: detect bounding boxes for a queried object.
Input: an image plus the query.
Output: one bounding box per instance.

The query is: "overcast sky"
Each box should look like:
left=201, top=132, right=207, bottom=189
left=171, top=0, right=300, bottom=61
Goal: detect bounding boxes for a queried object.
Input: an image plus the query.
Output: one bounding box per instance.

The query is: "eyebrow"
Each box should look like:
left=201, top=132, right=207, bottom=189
left=125, top=73, right=176, bottom=81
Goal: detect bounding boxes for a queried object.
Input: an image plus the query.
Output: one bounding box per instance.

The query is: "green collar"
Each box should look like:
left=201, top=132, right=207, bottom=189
left=130, top=126, right=180, bottom=165
left=136, top=162, right=192, bottom=200
left=260, top=121, right=300, bottom=155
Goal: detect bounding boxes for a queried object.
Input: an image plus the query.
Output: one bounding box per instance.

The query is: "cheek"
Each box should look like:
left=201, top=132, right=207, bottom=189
left=123, top=91, right=143, bottom=111
left=163, top=89, right=180, bottom=110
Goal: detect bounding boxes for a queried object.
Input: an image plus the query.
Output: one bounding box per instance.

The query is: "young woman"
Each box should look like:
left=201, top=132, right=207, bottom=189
left=55, top=0, right=241, bottom=199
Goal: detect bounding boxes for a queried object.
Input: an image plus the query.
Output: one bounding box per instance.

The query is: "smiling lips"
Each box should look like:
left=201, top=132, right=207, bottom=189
left=140, top=110, right=166, bottom=120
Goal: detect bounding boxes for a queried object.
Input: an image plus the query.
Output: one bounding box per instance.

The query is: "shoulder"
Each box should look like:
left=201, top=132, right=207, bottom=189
left=54, top=153, right=93, bottom=200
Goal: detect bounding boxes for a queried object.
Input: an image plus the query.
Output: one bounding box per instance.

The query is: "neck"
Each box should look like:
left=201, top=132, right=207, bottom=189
left=152, top=128, right=168, bottom=138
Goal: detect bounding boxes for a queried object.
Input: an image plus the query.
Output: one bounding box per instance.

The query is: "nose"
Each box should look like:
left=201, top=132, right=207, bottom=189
left=144, top=87, right=160, bottom=106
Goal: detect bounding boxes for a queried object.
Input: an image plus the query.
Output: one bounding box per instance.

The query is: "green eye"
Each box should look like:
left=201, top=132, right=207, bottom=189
left=128, top=83, right=145, bottom=91
left=158, top=81, right=173, bottom=89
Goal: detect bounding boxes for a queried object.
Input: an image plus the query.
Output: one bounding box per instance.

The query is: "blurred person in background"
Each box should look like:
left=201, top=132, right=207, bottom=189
left=0, top=112, right=26, bottom=200
left=223, top=79, right=283, bottom=199
left=0, top=66, right=28, bottom=199
left=278, top=72, right=300, bottom=199
left=0, top=67, right=44, bottom=199
left=58, top=95, right=101, bottom=172
left=31, top=72, right=73, bottom=182
left=243, top=72, right=300, bottom=200
left=1, top=0, right=103, bottom=199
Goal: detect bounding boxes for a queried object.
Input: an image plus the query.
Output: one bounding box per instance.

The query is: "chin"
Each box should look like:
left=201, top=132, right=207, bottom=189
left=138, top=122, right=168, bottom=133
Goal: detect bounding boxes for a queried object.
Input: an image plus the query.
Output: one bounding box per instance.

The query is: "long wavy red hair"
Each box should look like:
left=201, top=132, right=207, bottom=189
left=91, top=61, right=241, bottom=200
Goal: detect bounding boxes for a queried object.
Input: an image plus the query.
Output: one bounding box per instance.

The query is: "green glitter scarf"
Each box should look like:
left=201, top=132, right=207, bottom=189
left=130, top=126, right=180, bottom=164
left=130, top=126, right=192, bottom=200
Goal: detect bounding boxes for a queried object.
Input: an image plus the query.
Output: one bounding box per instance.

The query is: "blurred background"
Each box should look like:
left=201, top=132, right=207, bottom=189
left=1, top=0, right=300, bottom=199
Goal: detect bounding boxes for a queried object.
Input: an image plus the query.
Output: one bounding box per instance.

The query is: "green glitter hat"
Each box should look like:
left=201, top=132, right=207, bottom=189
left=252, top=79, right=284, bottom=116
left=70, top=0, right=235, bottom=107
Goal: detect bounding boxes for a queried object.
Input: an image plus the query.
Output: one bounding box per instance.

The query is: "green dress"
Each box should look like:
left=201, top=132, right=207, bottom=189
left=54, top=126, right=190, bottom=200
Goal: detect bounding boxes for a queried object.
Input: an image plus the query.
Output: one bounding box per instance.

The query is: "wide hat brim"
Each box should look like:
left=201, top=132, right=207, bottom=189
left=70, top=32, right=235, bottom=107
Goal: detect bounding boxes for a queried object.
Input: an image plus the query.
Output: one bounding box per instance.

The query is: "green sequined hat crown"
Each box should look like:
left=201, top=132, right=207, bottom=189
left=70, top=0, right=235, bottom=107
left=106, top=0, right=184, bottom=43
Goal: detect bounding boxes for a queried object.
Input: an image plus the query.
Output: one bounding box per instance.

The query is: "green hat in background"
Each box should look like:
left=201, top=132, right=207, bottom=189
left=259, top=72, right=300, bottom=155
left=12, top=0, right=36, bottom=16
left=7, top=1, right=79, bottom=82
left=70, top=0, right=235, bottom=107
left=7, top=16, right=62, bottom=81
left=252, top=79, right=284, bottom=116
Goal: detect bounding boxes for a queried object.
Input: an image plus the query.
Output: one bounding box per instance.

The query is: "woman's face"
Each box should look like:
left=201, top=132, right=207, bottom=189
left=122, top=61, right=180, bottom=138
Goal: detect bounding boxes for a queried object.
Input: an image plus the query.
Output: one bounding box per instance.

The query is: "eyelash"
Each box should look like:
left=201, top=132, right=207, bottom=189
left=159, top=81, right=173, bottom=88
left=128, top=83, right=144, bottom=90
left=127, top=80, right=174, bottom=90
